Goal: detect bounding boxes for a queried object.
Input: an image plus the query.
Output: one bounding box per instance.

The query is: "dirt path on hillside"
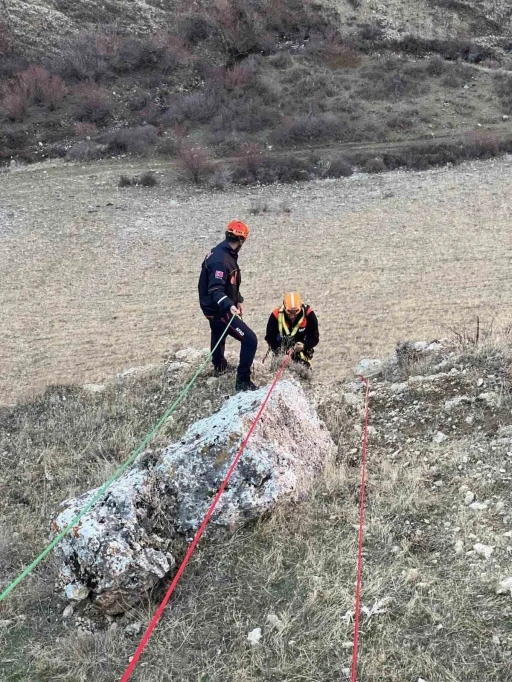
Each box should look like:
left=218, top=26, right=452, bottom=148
left=1, top=155, right=512, bottom=404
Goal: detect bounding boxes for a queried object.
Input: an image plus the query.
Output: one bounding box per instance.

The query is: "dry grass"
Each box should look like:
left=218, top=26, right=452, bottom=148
left=2, top=336, right=512, bottom=680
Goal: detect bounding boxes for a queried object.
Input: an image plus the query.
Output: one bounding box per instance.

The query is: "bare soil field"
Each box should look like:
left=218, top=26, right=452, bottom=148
left=1, top=155, right=512, bottom=404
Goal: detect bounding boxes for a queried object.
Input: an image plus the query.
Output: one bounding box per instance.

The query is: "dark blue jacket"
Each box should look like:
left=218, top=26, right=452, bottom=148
left=198, top=240, right=244, bottom=316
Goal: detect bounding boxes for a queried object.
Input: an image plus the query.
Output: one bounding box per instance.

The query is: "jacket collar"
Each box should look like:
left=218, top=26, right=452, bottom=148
left=220, top=239, right=239, bottom=258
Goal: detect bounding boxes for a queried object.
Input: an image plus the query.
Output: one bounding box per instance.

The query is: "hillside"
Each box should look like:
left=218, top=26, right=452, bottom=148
left=2, top=337, right=512, bottom=680
left=4, top=0, right=512, bottom=55
left=2, top=0, right=512, bottom=177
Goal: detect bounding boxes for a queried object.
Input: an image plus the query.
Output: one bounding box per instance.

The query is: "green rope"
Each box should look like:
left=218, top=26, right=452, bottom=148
left=0, top=315, right=236, bottom=602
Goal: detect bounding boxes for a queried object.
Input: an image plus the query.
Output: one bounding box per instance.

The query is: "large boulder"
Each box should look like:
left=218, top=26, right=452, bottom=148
left=52, top=380, right=335, bottom=614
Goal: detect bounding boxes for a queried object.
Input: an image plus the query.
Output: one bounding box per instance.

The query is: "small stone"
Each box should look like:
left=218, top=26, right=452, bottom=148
left=354, top=358, right=383, bottom=378
left=62, top=605, right=74, bottom=619
left=464, top=491, right=475, bottom=505
left=65, top=583, right=90, bottom=602
left=477, top=392, right=499, bottom=407
left=266, top=614, right=285, bottom=632
left=473, top=543, right=494, bottom=559
left=444, top=396, right=470, bottom=412
left=125, top=621, right=143, bottom=636
left=206, top=377, right=219, bottom=387
left=496, top=577, right=512, bottom=595
left=470, top=502, right=488, bottom=511
left=0, top=620, right=13, bottom=629
left=175, top=348, right=203, bottom=362
left=496, top=501, right=505, bottom=513
left=83, top=384, right=106, bottom=393
left=247, top=627, right=262, bottom=645
left=454, top=539, right=464, bottom=554
left=167, top=362, right=187, bottom=372
left=433, top=432, right=448, bottom=444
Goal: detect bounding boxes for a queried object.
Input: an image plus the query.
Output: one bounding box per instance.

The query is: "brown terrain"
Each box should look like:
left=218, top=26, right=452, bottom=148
left=1, top=153, right=512, bottom=403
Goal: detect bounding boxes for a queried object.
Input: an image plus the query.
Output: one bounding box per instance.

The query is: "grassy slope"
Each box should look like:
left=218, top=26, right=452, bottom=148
left=1, top=337, right=512, bottom=681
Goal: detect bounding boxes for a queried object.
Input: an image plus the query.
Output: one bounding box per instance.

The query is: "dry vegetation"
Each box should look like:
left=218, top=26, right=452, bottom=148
left=2, top=333, right=512, bottom=681
left=2, top=0, right=512, bottom=176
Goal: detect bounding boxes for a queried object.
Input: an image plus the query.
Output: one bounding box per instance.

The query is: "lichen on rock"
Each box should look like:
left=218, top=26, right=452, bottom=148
left=52, top=379, right=335, bottom=613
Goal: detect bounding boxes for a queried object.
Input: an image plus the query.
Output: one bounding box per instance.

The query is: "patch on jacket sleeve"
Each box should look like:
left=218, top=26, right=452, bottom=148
left=215, top=270, right=224, bottom=279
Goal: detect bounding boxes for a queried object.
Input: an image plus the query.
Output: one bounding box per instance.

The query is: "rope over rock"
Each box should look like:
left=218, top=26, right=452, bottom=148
left=52, top=379, right=335, bottom=614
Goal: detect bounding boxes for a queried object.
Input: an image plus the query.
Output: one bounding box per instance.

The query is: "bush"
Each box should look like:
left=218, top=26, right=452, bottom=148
left=270, top=114, right=347, bottom=146
left=66, top=140, right=104, bottom=162
left=138, top=171, right=158, bottom=186
left=178, top=14, right=213, bottom=45
left=0, top=82, right=29, bottom=120
left=119, top=174, right=133, bottom=187
left=494, top=74, right=512, bottom=113
left=109, top=37, right=165, bottom=74
left=156, top=133, right=180, bottom=157
left=118, top=171, right=159, bottom=187
left=73, top=83, right=111, bottom=123
left=97, top=125, right=159, bottom=155
left=214, top=100, right=278, bottom=133
left=358, top=59, right=429, bottom=100
left=321, top=156, right=353, bottom=178
left=363, top=157, right=386, bottom=173
left=178, top=144, right=215, bottom=184
left=425, top=55, right=447, bottom=76
left=162, top=87, right=224, bottom=126
left=0, top=124, right=31, bottom=150
left=231, top=151, right=315, bottom=185
left=249, top=199, right=269, bottom=214
left=0, top=55, right=28, bottom=79
left=49, top=34, right=110, bottom=81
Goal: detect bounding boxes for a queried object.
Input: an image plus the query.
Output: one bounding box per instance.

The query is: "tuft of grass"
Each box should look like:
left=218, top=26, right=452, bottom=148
left=118, top=171, right=159, bottom=187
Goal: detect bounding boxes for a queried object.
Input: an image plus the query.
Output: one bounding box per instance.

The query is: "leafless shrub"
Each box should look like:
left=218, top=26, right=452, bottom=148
left=0, top=18, right=13, bottom=56
left=320, top=156, right=353, bottom=178
left=271, top=114, right=347, bottom=146
left=224, top=60, right=258, bottom=90
left=72, top=82, right=112, bottom=123
left=97, top=125, right=159, bottom=155
left=162, top=87, right=223, bottom=126
left=109, top=37, right=165, bottom=74
left=249, top=198, right=268, bottom=214
left=157, top=133, right=180, bottom=157
left=119, top=171, right=159, bottom=187
left=363, top=157, right=386, bottom=173
left=49, top=34, right=111, bottom=81
left=66, top=140, right=104, bottom=162
left=494, top=73, right=512, bottom=113
left=178, top=14, right=213, bottom=45
left=178, top=144, right=215, bottom=184
left=0, top=81, right=29, bottom=120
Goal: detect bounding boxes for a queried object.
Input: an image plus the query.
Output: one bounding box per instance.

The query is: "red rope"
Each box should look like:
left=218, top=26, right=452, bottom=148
left=351, top=376, right=370, bottom=682
left=120, top=352, right=293, bottom=682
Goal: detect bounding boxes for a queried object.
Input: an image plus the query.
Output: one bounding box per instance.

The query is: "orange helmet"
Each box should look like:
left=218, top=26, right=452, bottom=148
left=226, top=220, right=249, bottom=240
left=283, top=292, right=303, bottom=316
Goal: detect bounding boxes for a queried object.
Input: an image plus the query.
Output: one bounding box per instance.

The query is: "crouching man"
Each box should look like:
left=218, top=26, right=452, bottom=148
left=265, top=292, right=319, bottom=372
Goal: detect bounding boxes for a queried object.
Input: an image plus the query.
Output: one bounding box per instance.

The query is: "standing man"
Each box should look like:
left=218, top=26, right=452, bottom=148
left=265, top=292, right=319, bottom=371
left=198, top=220, right=258, bottom=392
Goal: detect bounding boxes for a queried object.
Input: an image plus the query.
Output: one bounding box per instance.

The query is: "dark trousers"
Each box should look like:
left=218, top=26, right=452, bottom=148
left=208, top=313, right=257, bottom=380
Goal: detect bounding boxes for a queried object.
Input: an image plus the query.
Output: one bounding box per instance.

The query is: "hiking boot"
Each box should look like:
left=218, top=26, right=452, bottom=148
left=235, top=377, right=258, bottom=392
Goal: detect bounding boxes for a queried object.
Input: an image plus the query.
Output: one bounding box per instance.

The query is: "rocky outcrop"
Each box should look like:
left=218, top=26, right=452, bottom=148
left=52, top=379, right=335, bottom=614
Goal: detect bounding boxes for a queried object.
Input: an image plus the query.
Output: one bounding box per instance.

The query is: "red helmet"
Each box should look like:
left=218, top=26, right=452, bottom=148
left=226, top=220, right=249, bottom=240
